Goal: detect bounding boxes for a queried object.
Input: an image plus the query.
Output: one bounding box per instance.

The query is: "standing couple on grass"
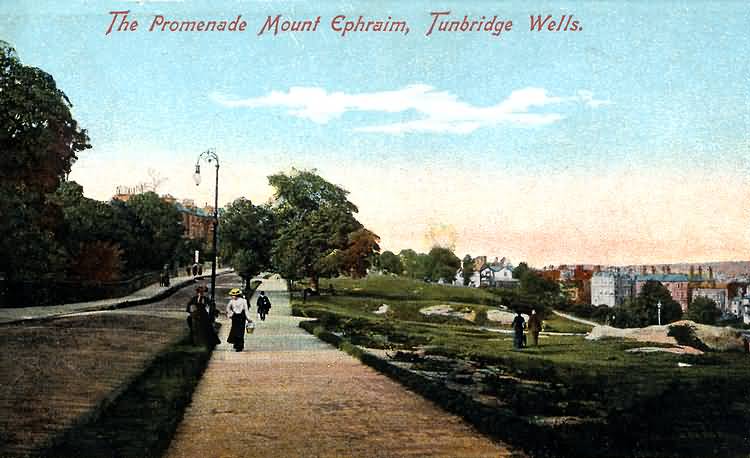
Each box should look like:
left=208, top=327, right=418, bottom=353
left=226, top=288, right=272, bottom=352
left=512, top=309, right=542, bottom=349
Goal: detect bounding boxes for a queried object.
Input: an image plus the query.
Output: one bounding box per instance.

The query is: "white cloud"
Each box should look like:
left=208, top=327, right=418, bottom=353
left=210, top=85, right=609, bottom=134
left=576, top=90, right=612, bottom=108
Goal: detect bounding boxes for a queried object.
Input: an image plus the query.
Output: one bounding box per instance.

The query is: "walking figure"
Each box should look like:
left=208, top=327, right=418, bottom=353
left=226, top=288, right=251, bottom=352
left=527, top=309, right=542, bottom=346
left=512, top=311, right=526, bottom=350
left=187, top=285, right=219, bottom=348
left=257, top=291, right=272, bottom=321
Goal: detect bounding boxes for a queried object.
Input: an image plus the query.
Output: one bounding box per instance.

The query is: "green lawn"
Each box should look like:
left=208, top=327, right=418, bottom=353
left=294, top=275, right=750, bottom=457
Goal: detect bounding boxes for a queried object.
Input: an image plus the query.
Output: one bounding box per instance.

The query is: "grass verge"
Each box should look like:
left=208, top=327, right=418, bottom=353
left=43, top=337, right=214, bottom=458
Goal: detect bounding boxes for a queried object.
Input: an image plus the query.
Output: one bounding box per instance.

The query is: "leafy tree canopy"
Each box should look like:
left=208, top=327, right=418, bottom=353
left=378, top=250, right=404, bottom=275
left=268, top=168, right=357, bottom=222
left=687, top=296, right=721, bottom=325
left=269, top=170, right=363, bottom=290
left=426, top=246, right=461, bottom=283
left=616, top=280, right=682, bottom=327
left=334, top=228, right=380, bottom=278
left=0, top=42, right=90, bottom=194
left=219, top=198, right=276, bottom=288
left=123, top=192, right=183, bottom=271
left=461, top=254, right=474, bottom=286
left=0, top=43, right=90, bottom=281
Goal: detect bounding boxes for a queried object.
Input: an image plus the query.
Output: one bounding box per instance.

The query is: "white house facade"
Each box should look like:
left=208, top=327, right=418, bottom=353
left=591, top=271, right=634, bottom=307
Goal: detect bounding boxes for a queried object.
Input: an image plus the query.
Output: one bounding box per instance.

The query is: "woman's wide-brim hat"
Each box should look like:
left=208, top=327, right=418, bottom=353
left=228, top=288, right=242, bottom=296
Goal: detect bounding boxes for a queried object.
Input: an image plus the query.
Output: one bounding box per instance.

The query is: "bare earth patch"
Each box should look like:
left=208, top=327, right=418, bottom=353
left=486, top=310, right=528, bottom=325
left=587, top=320, right=745, bottom=352
left=625, top=346, right=704, bottom=355
left=420, top=304, right=477, bottom=322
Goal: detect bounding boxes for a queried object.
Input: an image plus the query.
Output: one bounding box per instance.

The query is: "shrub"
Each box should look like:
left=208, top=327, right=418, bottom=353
left=667, top=324, right=710, bottom=352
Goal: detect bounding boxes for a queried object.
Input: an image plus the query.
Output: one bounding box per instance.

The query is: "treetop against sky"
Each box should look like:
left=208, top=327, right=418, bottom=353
left=1, top=0, right=747, bottom=265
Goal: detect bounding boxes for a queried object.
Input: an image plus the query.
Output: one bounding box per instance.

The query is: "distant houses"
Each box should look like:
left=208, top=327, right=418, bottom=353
left=632, top=274, right=690, bottom=311
left=453, top=257, right=749, bottom=320
left=454, top=256, right=519, bottom=288
left=591, top=270, right=635, bottom=307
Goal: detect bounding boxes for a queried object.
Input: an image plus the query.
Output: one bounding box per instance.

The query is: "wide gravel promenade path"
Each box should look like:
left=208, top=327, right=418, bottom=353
left=165, top=276, right=520, bottom=457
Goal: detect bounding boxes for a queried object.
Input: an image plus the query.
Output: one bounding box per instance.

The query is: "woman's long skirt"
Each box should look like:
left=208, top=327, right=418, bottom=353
left=227, top=311, right=246, bottom=351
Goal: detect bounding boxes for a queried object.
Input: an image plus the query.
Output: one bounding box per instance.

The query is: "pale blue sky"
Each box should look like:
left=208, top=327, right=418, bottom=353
left=1, top=1, right=748, bottom=264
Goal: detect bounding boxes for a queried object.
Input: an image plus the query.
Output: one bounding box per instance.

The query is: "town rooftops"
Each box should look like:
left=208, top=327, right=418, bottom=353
left=635, top=274, right=689, bottom=282
left=174, top=201, right=212, bottom=217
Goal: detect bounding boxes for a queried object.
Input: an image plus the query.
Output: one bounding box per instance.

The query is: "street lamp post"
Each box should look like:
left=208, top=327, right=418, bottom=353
left=193, top=149, right=220, bottom=306
left=657, top=300, right=662, bottom=325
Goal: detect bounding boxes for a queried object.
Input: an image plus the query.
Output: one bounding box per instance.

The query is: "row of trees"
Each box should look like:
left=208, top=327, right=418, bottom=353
left=376, top=248, right=461, bottom=283
left=219, top=169, right=381, bottom=292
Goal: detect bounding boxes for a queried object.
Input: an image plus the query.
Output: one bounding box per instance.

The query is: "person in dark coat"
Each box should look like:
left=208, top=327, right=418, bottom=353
left=512, top=311, right=526, bottom=350
left=226, top=288, right=251, bottom=352
left=527, top=309, right=542, bottom=346
left=256, top=291, right=271, bottom=321
left=187, top=285, right=219, bottom=348
left=186, top=285, right=208, bottom=338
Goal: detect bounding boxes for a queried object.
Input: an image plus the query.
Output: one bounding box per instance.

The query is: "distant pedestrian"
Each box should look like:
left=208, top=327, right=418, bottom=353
left=512, top=311, right=525, bottom=349
left=192, top=263, right=199, bottom=276
left=257, top=291, right=272, bottom=321
left=226, top=288, right=251, bottom=352
left=161, top=264, right=170, bottom=287
left=527, top=309, right=542, bottom=346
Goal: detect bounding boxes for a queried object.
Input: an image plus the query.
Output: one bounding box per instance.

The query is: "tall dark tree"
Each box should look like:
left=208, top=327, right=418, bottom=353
left=461, top=254, right=474, bottom=286
left=269, top=170, right=364, bottom=290
left=398, top=249, right=420, bottom=279
left=219, top=198, right=276, bottom=291
left=426, top=247, right=461, bottom=283
left=52, top=181, right=123, bottom=279
left=123, top=192, right=183, bottom=271
left=378, top=250, right=403, bottom=275
left=0, top=42, right=90, bottom=281
left=687, top=296, right=721, bottom=325
left=513, top=262, right=530, bottom=280
left=621, top=280, right=682, bottom=327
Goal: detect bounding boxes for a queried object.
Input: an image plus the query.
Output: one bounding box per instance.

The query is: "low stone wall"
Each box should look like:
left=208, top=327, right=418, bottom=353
left=0, top=272, right=160, bottom=307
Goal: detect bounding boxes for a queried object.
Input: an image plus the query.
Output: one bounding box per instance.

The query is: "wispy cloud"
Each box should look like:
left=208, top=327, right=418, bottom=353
left=210, top=85, right=610, bottom=134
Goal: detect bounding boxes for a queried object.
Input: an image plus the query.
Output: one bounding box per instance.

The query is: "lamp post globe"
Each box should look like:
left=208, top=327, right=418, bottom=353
left=193, top=164, right=201, bottom=186
left=657, top=300, right=662, bottom=325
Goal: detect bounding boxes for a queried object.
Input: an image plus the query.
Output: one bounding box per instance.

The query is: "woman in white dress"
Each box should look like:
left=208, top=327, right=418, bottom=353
left=226, top=288, right=251, bottom=352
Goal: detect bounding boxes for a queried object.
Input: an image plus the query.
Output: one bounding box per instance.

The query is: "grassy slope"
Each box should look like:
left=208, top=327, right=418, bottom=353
left=295, top=275, right=750, bottom=457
